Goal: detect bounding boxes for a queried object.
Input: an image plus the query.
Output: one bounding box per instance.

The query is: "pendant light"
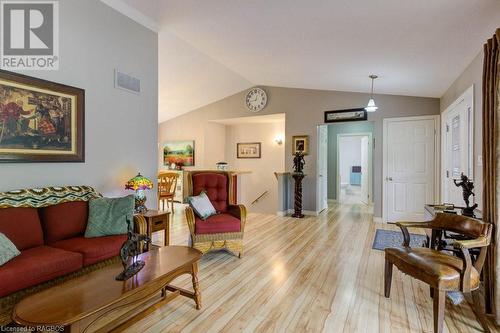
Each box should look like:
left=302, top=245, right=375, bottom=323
left=365, top=74, right=378, bottom=112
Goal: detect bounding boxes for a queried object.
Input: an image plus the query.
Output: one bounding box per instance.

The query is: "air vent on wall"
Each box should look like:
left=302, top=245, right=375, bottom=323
left=115, top=69, right=141, bottom=94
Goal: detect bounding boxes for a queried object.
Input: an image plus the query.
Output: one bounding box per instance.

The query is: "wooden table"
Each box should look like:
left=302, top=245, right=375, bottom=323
left=140, top=210, right=171, bottom=249
left=13, top=246, right=202, bottom=333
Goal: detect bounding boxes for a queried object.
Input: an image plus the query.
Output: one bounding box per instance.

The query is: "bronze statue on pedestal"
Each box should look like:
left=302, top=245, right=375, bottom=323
left=453, top=173, right=478, bottom=217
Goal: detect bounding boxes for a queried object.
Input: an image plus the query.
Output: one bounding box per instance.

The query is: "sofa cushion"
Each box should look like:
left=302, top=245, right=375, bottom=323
left=84, top=196, right=134, bottom=238
left=0, top=233, right=20, bottom=266
left=0, top=246, right=83, bottom=297
left=192, top=173, right=228, bottom=212
left=0, top=207, right=43, bottom=250
left=0, top=232, right=21, bottom=266
left=50, top=235, right=127, bottom=266
left=195, top=213, right=241, bottom=234
left=39, top=201, right=89, bottom=244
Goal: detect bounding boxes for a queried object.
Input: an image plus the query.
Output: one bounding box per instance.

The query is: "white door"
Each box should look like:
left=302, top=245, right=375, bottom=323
left=360, top=136, right=370, bottom=204
left=442, top=87, right=473, bottom=207
left=317, top=125, right=328, bottom=212
left=385, top=117, right=437, bottom=222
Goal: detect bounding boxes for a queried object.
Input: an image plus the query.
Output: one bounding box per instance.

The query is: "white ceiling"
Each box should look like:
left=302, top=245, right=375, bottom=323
left=103, top=0, right=500, bottom=123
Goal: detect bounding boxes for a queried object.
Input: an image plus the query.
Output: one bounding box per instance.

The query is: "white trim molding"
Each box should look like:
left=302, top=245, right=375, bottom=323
left=100, top=0, right=159, bottom=32
left=440, top=85, right=474, bottom=205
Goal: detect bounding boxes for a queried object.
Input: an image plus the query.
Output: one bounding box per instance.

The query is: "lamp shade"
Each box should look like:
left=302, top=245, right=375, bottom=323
left=125, top=173, right=153, bottom=191
left=365, top=98, right=378, bottom=112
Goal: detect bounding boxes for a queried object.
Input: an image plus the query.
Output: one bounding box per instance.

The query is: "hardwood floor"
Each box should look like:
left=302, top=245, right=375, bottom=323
left=122, top=203, right=498, bottom=333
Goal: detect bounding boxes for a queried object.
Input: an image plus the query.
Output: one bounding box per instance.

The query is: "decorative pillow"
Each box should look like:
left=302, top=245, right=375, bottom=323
left=188, top=191, right=217, bottom=220
left=0, top=232, right=20, bottom=266
left=84, top=195, right=135, bottom=238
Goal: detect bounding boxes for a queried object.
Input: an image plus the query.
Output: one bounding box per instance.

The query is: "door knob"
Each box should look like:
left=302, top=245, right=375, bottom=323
left=386, top=177, right=393, bottom=181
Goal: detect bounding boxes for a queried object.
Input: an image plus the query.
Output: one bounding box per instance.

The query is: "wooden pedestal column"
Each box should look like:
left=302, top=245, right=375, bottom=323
left=292, top=173, right=305, bottom=218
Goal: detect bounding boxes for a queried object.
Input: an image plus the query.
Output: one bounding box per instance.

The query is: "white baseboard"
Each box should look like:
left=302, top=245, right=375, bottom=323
left=276, top=211, right=287, bottom=217
left=373, top=216, right=384, bottom=223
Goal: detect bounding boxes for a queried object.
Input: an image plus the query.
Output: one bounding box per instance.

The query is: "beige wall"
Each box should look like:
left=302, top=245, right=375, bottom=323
left=159, top=86, right=440, bottom=217
left=0, top=0, right=158, bottom=203
left=225, top=121, right=286, bottom=214
left=158, top=119, right=226, bottom=170
left=440, top=50, right=483, bottom=210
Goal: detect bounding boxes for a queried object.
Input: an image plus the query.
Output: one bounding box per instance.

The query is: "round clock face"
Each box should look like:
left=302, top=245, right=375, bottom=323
left=245, top=88, right=268, bottom=112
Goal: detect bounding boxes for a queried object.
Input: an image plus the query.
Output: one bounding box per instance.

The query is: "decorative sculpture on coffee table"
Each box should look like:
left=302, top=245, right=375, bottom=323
left=453, top=173, right=478, bottom=218
left=292, top=151, right=306, bottom=218
left=116, top=220, right=151, bottom=281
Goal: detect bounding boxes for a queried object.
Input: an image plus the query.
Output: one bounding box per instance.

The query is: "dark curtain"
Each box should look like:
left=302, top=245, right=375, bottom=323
left=482, top=28, right=499, bottom=317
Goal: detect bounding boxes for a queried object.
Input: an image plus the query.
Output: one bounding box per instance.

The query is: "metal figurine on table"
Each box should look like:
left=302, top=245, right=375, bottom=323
left=453, top=173, right=478, bottom=218
left=292, top=151, right=306, bottom=218
left=116, top=220, right=151, bottom=281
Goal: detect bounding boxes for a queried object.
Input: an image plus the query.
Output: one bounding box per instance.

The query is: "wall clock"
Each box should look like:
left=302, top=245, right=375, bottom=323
left=245, top=87, right=268, bottom=112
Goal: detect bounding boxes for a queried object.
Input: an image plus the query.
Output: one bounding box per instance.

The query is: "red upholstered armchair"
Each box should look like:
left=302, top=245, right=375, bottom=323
left=185, top=171, right=247, bottom=258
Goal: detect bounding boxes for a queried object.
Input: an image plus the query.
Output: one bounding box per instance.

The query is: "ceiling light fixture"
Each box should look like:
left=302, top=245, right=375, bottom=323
left=365, top=74, right=378, bottom=112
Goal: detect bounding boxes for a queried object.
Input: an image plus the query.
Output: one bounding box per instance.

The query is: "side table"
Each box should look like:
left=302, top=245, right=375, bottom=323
left=138, top=210, right=171, bottom=251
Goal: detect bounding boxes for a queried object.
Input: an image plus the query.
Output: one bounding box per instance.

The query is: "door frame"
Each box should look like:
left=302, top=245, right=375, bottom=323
left=316, top=125, right=328, bottom=213
left=382, top=115, right=441, bottom=222
left=440, top=85, right=474, bottom=204
left=336, top=132, right=373, bottom=204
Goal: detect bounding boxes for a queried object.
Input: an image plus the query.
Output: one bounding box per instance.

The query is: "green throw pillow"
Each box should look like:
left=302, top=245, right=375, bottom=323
left=187, top=191, right=217, bottom=220
left=85, top=195, right=135, bottom=238
left=0, top=233, right=20, bottom=266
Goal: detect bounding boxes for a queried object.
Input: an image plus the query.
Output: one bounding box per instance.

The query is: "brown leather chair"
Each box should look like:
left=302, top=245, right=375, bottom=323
left=158, top=172, right=179, bottom=212
left=384, top=213, right=492, bottom=333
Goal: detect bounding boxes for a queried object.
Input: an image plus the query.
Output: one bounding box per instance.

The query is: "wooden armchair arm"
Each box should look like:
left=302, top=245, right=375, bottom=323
left=453, top=236, right=490, bottom=293
left=227, top=204, right=247, bottom=232
left=395, top=221, right=432, bottom=247
left=395, top=221, right=433, bottom=229
left=185, top=206, right=196, bottom=237
left=453, top=236, right=489, bottom=249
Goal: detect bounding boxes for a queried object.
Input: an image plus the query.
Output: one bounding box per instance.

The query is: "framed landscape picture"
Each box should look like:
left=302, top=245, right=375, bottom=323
left=324, top=108, right=367, bottom=123
left=292, top=135, right=309, bottom=155
left=0, top=70, right=85, bottom=162
left=163, top=140, right=195, bottom=167
left=237, top=142, right=261, bottom=158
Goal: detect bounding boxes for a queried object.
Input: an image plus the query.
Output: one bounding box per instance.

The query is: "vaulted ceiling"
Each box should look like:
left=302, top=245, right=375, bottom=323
left=102, top=0, right=500, bottom=123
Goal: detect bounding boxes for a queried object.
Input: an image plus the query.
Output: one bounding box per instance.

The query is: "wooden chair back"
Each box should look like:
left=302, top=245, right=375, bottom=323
left=431, top=213, right=492, bottom=273
left=158, top=172, right=179, bottom=197
left=431, top=213, right=491, bottom=239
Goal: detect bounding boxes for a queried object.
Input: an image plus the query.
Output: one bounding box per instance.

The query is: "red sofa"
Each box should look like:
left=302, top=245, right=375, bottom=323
left=0, top=186, right=146, bottom=324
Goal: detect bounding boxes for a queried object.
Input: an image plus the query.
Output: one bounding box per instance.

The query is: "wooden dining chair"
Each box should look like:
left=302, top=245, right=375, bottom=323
left=384, top=213, right=492, bottom=333
left=158, top=172, right=179, bottom=212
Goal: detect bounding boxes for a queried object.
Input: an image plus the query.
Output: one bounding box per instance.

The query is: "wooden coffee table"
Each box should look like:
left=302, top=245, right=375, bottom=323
left=13, top=246, right=202, bottom=333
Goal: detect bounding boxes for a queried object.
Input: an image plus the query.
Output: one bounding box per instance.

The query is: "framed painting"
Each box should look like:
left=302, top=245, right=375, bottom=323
left=0, top=70, right=85, bottom=162
left=324, top=108, right=367, bottom=123
left=237, top=142, right=261, bottom=158
left=292, top=135, right=309, bottom=155
left=163, top=140, right=195, bottom=167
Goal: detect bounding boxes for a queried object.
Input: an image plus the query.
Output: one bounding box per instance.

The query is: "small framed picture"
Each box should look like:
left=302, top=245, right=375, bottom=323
left=324, top=108, right=367, bottom=123
left=237, top=142, right=261, bottom=158
left=292, top=135, right=309, bottom=155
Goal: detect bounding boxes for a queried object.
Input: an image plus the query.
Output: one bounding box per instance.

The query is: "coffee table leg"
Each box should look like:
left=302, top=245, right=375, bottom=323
left=192, top=262, right=201, bottom=310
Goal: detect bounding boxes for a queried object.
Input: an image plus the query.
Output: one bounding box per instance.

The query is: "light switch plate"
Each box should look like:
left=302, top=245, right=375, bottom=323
left=477, top=155, right=483, bottom=167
